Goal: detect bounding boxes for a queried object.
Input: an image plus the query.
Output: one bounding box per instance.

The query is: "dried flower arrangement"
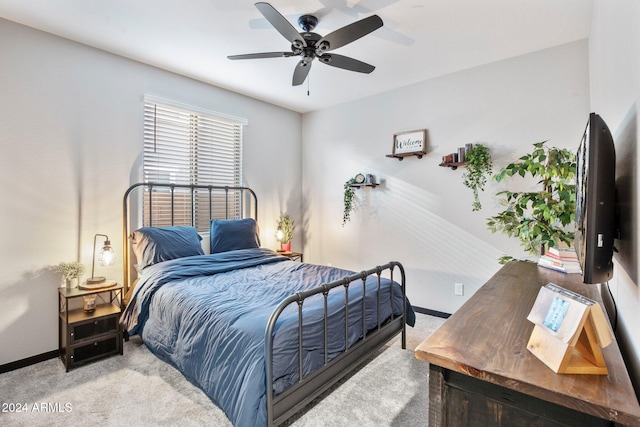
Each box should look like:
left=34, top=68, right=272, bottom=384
left=55, top=262, right=86, bottom=280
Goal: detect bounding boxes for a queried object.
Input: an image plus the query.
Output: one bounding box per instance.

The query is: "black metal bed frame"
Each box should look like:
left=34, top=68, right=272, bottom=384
left=122, top=183, right=407, bottom=427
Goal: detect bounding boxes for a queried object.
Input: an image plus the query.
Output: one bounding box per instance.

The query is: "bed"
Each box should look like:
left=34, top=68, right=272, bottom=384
left=120, top=182, right=415, bottom=427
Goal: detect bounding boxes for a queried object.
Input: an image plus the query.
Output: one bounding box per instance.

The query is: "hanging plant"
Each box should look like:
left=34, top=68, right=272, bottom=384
left=486, top=141, right=576, bottom=263
left=462, top=144, right=493, bottom=211
left=343, top=178, right=356, bottom=226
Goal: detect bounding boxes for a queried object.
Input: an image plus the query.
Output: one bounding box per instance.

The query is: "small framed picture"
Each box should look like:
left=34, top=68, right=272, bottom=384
left=391, top=129, right=427, bottom=157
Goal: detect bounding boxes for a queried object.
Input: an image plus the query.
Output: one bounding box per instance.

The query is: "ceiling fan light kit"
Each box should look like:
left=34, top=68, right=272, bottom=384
left=228, top=2, right=383, bottom=86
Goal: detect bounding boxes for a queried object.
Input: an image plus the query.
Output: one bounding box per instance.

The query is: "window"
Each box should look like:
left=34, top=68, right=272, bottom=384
left=142, top=96, right=246, bottom=231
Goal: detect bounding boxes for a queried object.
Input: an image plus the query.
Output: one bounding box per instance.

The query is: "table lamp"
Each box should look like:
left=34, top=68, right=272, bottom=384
left=86, top=233, right=116, bottom=284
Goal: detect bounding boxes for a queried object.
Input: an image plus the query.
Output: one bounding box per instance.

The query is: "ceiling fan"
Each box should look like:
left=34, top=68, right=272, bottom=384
left=228, top=2, right=383, bottom=86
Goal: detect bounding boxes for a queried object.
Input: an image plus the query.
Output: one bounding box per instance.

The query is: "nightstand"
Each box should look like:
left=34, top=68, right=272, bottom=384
left=58, top=284, right=123, bottom=371
left=277, top=251, right=303, bottom=262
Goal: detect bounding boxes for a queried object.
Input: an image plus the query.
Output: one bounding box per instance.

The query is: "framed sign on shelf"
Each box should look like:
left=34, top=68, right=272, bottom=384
left=387, top=129, right=427, bottom=160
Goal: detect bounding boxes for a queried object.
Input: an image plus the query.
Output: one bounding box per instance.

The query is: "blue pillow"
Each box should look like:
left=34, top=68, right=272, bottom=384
left=130, top=226, right=204, bottom=269
left=210, top=218, right=260, bottom=253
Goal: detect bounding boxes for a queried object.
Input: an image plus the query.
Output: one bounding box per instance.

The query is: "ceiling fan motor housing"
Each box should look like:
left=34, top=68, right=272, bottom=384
left=294, top=32, right=323, bottom=61
left=298, top=16, right=330, bottom=53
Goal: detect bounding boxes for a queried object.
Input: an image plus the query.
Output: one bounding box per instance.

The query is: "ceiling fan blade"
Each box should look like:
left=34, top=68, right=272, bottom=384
left=316, top=14, right=383, bottom=52
left=292, top=59, right=312, bottom=86
left=319, top=53, right=375, bottom=73
left=255, top=2, right=307, bottom=48
left=228, top=52, right=295, bottom=60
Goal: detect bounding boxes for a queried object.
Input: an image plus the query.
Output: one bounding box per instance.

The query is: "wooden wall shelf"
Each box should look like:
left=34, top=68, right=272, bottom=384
left=349, top=183, right=379, bottom=189
left=386, top=152, right=424, bottom=161
left=439, top=161, right=465, bottom=170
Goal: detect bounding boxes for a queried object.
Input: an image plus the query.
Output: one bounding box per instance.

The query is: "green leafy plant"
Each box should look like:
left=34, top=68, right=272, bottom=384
left=343, top=178, right=356, bottom=226
left=276, top=214, right=295, bottom=243
left=462, top=144, right=493, bottom=211
left=486, top=141, right=576, bottom=262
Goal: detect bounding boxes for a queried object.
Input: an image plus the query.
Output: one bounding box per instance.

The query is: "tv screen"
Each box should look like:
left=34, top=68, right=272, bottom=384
left=574, top=113, right=616, bottom=284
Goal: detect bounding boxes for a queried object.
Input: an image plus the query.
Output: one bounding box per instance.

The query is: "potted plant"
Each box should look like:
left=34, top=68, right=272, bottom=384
left=486, top=141, right=576, bottom=263
left=276, top=214, right=295, bottom=252
left=55, top=261, right=86, bottom=288
left=462, top=144, right=493, bottom=211
left=343, top=178, right=356, bottom=226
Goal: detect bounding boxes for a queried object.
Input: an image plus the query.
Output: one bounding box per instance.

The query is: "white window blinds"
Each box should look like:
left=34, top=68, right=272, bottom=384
left=142, top=97, right=246, bottom=231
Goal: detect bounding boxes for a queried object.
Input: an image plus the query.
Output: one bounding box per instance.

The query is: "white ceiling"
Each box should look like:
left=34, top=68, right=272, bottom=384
left=0, top=0, right=593, bottom=113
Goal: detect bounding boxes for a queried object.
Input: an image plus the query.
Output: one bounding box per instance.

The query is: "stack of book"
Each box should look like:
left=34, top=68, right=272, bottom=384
left=537, top=247, right=582, bottom=274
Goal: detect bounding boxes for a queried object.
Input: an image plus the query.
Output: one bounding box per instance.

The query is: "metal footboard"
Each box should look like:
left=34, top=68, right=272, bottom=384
left=264, top=261, right=407, bottom=427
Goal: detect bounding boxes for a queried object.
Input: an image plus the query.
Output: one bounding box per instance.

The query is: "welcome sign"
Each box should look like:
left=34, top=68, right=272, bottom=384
left=392, top=129, right=427, bottom=156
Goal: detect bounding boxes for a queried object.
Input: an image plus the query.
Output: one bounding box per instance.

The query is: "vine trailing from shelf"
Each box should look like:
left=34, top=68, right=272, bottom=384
left=462, top=144, right=493, bottom=211
left=486, top=141, right=576, bottom=263
left=343, top=178, right=356, bottom=226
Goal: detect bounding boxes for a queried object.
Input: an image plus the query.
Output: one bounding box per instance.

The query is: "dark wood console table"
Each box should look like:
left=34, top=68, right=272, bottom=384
left=415, top=261, right=640, bottom=426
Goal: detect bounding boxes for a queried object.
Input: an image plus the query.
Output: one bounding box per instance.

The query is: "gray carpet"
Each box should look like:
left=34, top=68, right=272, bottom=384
left=0, top=313, right=445, bottom=426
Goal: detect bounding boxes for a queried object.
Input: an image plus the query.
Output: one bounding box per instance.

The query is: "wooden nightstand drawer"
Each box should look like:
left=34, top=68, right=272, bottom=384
left=69, top=312, right=119, bottom=344
left=68, top=334, right=121, bottom=369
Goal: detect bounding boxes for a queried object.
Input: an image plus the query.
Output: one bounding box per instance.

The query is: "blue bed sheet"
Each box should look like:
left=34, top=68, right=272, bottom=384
left=121, top=248, right=414, bottom=426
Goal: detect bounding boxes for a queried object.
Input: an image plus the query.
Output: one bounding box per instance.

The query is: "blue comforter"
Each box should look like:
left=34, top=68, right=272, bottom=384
left=121, top=248, right=414, bottom=426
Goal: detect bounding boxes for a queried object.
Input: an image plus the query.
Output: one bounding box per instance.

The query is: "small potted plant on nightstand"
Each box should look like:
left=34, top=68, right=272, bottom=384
left=276, top=214, right=295, bottom=252
left=56, top=261, right=85, bottom=288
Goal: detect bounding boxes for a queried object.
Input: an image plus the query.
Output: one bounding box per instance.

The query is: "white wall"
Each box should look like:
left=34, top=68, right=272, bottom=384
left=0, top=18, right=302, bottom=365
left=589, top=0, right=640, bottom=390
left=302, top=40, right=590, bottom=314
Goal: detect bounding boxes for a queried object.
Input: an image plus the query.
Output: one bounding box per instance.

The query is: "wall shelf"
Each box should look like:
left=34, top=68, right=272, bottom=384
left=386, top=152, right=424, bottom=161
left=439, top=161, right=465, bottom=170
left=349, top=183, right=379, bottom=189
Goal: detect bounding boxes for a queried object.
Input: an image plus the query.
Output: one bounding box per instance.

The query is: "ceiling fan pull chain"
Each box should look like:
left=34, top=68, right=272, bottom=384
left=307, top=74, right=310, bottom=96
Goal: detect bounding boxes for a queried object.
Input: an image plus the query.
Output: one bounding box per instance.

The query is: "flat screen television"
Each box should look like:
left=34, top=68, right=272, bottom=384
left=574, top=113, right=617, bottom=284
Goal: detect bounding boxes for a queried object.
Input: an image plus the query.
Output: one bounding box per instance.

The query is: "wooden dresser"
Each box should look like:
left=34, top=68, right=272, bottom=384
left=415, top=261, right=640, bottom=426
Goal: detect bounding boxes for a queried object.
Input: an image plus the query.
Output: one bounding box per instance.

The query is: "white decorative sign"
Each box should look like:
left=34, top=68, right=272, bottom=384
left=392, top=129, right=427, bottom=156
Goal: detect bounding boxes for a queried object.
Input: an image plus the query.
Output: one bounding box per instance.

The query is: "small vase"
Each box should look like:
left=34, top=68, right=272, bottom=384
left=64, top=277, right=78, bottom=289
left=280, top=242, right=291, bottom=252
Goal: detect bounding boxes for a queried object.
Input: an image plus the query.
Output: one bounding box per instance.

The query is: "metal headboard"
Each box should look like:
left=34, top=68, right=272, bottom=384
left=122, top=182, right=258, bottom=294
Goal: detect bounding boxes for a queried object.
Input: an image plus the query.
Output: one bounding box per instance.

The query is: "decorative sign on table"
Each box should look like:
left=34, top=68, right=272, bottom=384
left=526, top=283, right=613, bottom=375
left=388, top=129, right=427, bottom=159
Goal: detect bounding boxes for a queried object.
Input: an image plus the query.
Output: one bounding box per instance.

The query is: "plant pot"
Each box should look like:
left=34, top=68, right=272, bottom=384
left=280, top=242, right=291, bottom=252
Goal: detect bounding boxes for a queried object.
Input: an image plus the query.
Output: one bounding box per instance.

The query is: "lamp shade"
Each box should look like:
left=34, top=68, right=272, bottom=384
left=98, top=243, right=116, bottom=267
left=87, top=234, right=115, bottom=284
